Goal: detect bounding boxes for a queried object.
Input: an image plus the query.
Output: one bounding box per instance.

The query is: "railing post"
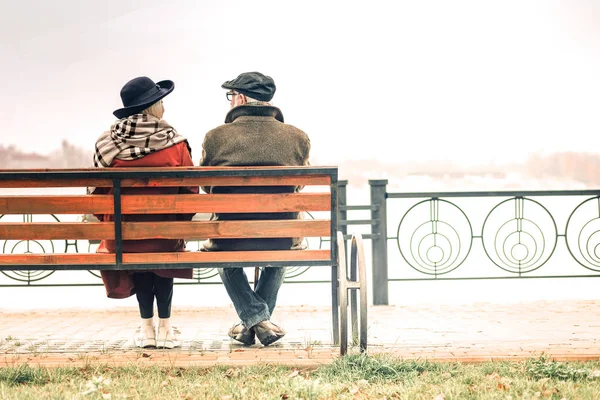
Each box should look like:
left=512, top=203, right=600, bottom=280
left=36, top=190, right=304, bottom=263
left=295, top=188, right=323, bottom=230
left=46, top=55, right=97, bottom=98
left=369, top=179, right=389, bottom=305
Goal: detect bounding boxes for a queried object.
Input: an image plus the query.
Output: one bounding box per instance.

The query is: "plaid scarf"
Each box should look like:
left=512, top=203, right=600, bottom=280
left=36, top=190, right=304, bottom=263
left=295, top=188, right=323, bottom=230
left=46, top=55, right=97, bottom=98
left=93, top=114, right=189, bottom=167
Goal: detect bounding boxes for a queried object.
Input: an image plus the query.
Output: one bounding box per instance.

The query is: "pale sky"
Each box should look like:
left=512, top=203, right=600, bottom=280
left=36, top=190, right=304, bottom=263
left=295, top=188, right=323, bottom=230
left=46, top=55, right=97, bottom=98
left=1, top=0, right=599, bottom=166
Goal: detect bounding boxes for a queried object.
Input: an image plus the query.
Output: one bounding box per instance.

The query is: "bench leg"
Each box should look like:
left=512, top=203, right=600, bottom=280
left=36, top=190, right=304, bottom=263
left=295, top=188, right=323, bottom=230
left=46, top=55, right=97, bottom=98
left=337, top=232, right=367, bottom=356
left=337, top=231, right=348, bottom=356
left=331, top=264, right=340, bottom=346
left=351, top=234, right=368, bottom=353
left=350, top=237, right=359, bottom=348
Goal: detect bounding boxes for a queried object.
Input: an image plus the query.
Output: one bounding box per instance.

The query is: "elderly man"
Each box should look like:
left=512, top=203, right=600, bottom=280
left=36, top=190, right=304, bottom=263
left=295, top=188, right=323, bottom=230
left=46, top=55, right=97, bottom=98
left=199, top=72, right=310, bottom=346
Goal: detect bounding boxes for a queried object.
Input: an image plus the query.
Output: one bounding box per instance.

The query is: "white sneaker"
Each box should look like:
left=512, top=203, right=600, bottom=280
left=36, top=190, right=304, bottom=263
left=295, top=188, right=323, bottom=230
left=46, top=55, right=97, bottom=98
left=135, top=323, right=156, bottom=348
left=157, top=325, right=180, bottom=349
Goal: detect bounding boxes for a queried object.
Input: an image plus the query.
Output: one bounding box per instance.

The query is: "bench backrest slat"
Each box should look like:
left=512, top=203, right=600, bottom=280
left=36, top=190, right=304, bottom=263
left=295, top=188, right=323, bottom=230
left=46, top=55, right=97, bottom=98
left=0, top=193, right=331, bottom=215
left=0, top=196, right=114, bottom=214
left=0, top=167, right=332, bottom=188
left=0, top=176, right=333, bottom=188
left=0, top=249, right=332, bottom=266
left=0, top=220, right=331, bottom=240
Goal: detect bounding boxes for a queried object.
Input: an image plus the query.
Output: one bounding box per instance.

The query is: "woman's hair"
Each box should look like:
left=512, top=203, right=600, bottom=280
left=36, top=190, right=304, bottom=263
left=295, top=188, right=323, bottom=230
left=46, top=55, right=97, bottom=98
left=142, top=100, right=163, bottom=118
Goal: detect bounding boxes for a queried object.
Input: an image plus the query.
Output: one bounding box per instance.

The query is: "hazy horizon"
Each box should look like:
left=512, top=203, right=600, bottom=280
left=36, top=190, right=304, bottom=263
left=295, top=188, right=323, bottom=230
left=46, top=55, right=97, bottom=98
left=2, top=1, right=600, bottom=166
left=3, top=140, right=600, bottom=192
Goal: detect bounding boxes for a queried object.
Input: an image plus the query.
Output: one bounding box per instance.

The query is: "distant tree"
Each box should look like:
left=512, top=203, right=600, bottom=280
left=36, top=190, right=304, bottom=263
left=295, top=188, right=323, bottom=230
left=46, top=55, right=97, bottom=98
left=0, top=141, right=92, bottom=169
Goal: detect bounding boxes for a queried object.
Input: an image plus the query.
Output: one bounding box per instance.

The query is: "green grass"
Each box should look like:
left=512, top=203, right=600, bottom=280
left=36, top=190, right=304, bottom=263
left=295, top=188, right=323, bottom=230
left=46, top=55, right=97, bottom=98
left=1, top=355, right=600, bottom=399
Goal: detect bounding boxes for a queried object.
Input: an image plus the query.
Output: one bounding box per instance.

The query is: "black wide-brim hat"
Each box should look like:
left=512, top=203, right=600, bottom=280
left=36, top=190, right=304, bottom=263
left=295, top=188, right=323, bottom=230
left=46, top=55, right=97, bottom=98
left=113, top=76, right=174, bottom=119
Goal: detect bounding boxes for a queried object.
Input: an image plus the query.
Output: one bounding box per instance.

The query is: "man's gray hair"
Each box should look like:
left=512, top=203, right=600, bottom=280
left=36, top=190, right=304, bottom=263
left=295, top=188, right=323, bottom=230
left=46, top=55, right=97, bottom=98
left=245, top=96, right=271, bottom=106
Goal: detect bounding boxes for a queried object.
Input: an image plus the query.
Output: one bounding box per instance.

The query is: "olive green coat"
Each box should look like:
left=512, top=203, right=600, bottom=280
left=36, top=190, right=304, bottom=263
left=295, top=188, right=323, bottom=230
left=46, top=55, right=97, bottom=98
left=199, top=104, right=310, bottom=251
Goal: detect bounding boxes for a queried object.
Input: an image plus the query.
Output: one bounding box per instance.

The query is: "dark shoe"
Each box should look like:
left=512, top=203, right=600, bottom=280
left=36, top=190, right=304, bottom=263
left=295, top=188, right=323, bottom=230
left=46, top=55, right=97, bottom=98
left=254, top=321, right=286, bottom=346
left=228, top=322, right=255, bottom=345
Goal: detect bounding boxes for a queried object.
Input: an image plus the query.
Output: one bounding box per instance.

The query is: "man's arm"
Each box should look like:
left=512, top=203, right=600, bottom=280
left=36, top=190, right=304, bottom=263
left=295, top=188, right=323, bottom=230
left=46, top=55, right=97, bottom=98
left=296, top=131, right=311, bottom=192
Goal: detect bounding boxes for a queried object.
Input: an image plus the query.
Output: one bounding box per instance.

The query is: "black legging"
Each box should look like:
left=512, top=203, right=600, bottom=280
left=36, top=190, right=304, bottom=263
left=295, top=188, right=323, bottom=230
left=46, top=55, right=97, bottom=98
left=132, top=272, right=174, bottom=319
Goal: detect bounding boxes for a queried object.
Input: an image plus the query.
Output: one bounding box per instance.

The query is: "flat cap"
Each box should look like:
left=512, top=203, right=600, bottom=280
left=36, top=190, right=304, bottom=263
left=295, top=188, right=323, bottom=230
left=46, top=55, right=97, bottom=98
left=222, top=71, right=276, bottom=102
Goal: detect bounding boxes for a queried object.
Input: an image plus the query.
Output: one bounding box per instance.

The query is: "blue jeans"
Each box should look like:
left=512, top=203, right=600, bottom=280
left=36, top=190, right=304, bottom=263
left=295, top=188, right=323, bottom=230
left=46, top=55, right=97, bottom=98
left=218, top=266, right=286, bottom=328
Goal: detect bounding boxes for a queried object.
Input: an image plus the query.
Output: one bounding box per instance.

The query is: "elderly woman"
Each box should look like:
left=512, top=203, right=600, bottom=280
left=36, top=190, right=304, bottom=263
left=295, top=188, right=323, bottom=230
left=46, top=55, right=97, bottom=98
left=91, top=76, right=198, bottom=349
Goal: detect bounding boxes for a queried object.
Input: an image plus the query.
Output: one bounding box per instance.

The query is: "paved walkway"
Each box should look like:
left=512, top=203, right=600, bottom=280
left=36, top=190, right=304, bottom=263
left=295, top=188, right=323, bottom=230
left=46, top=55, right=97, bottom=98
left=1, top=300, right=599, bottom=367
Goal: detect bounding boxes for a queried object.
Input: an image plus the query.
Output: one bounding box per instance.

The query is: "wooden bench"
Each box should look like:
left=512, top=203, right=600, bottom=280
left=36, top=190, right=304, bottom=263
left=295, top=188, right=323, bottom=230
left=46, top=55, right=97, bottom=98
left=0, top=166, right=367, bottom=355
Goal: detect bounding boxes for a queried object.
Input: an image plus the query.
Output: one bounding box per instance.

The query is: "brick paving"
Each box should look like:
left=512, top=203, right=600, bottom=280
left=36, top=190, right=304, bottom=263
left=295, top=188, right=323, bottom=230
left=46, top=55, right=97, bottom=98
left=1, top=300, right=599, bottom=367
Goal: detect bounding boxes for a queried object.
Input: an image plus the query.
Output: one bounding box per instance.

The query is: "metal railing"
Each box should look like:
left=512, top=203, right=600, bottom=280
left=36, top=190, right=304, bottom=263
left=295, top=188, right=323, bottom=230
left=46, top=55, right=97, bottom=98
left=5, top=179, right=600, bottom=309
left=366, top=181, right=600, bottom=305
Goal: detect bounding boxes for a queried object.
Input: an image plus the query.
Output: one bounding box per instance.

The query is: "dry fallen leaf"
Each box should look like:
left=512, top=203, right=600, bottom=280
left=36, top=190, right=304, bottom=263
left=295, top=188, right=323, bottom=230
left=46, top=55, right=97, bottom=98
left=289, top=370, right=299, bottom=378
left=487, top=373, right=500, bottom=380
left=542, top=388, right=559, bottom=397
left=225, top=368, right=239, bottom=378
left=220, top=396, right=233, bottom=400
left=433, top=394, right=445, bottom=400
left=349, top=385, right=360, bottom=395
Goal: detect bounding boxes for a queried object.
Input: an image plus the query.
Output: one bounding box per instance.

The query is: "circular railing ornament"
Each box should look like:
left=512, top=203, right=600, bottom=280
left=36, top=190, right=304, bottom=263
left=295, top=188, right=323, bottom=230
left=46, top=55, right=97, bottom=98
left=397, top=199, right=473, bottom=276
left=482, top=197, right=557, bottom=274
left=0, top=214, right=59, bottom=282
left=565, top=196, right=600, bottom=272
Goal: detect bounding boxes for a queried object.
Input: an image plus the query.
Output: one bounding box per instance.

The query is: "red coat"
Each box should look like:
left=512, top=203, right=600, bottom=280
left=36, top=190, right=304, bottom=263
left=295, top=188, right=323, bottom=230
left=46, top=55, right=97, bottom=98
left=93, top=142, right=199, bottom=298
